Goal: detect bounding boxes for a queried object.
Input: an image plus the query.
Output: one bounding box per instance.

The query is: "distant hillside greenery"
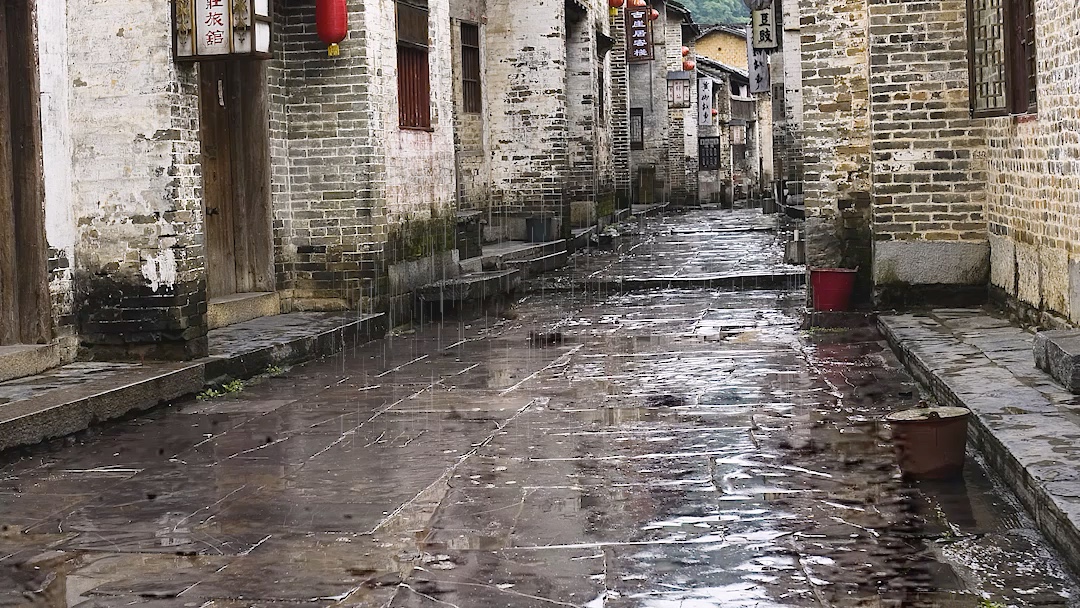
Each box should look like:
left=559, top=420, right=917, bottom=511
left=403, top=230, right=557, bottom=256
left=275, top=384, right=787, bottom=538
left=682, top=0, right=751, bottom=25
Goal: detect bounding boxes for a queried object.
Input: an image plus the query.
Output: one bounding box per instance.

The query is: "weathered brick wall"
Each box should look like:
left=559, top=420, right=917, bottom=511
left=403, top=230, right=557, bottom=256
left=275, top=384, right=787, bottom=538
left=984, top=0, right=1080, bottom=321
left=867, top=0, right=989, bottom=301
left=800, top=0, right=872, bottom=296
left=273, top=0, right=388, bottom=313
left=666, top=15, right=697, bottom=206
left=566, top=11, right=599, bottom=205
left=776, top=0, right=803, bottom=196
left=485, top=0, right=569, bottom=222
left=450, top=1, right=490, bottom=212
left=67, top=0, right=206, bottom=359
left=610, top=6, right=632, bottom=206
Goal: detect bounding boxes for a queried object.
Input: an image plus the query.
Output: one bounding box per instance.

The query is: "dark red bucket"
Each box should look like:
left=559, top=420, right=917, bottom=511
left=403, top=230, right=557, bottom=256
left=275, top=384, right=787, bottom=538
left=810, top=268, right=857, bottom=311
left=886, top=406, right=970, bottom=479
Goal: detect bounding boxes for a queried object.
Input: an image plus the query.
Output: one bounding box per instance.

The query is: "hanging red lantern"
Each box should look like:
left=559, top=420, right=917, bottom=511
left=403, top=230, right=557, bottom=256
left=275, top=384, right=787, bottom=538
left=681, top=46, right=690, bottom=57
left=649, top=8, right=660, bottom=20
left=630, top=0, right=647, bottom=6
left=316, top=0, right=348, bottom=57
left=609, top=0, right=625, bottom=7
left=682, top=59, right=695, bottom=71
left=711, top=108, right=719, bottom=116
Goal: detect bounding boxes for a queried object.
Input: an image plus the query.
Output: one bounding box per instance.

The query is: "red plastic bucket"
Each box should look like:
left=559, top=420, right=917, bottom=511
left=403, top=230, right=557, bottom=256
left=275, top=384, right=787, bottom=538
left=810, top=268, right=857, bottom=311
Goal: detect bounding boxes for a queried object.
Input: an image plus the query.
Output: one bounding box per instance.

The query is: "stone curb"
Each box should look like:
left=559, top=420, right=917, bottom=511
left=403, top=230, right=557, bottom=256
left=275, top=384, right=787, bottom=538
left=526, top=272, right=807, bottom=293
left=0, top=313, right=386, bottom=454
left=878, top=316, right=1080, bottom=576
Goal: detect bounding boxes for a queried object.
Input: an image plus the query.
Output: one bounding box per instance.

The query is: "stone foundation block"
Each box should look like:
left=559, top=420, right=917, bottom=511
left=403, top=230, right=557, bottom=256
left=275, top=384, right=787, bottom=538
left=1034, top=330, right=1080, bottom=393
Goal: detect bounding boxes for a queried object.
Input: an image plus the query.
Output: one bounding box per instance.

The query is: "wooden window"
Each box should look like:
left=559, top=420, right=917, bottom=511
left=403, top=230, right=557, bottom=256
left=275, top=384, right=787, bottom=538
left=397, top=1, right=430, bottom=128
left=699, top=137, right=720, bottom=170
left=460, top=22, right=481, bottom=114
left=630, top=108, right=644, bottom=150
left=967, top=0, right=1036, bottom=116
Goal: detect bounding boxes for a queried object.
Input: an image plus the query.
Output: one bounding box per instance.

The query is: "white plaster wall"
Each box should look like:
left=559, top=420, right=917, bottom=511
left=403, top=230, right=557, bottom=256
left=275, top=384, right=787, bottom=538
left=37, top=0, right=75, bottom=251
left=376, top=0, right=457, bottom=221
left=67, top=0, right=196, bottom=278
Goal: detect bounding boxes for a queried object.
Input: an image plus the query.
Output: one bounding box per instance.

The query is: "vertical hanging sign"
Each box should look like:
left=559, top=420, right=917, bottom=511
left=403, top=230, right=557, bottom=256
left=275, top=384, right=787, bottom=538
left=626, top=4, right=653, bottom=62
left=747, top=25, right=770, bottom=94
left=751, top=2, right=777, bottom=50
left=174, top=0, right=273, bottom=61
left=698, top=77, right=713, bottom=126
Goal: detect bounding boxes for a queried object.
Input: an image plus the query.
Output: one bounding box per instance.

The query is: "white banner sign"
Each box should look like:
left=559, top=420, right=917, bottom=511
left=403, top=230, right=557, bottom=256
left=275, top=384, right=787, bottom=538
left=751, top=2, right=778, bottom=50
left=747, top=26, right=771, bottom=95
left=698, top=78, right=714, bottom=126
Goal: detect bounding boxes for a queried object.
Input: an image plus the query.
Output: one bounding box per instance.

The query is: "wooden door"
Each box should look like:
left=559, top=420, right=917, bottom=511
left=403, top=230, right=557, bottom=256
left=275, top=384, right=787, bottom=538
left=198, top=60, right=273, bottom=300
left=0, top=1, right=50, bottom=346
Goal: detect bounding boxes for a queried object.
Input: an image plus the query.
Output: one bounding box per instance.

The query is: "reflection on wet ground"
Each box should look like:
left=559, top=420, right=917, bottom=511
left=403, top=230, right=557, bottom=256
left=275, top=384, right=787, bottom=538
left=2, top=211, right=1078, bottom=607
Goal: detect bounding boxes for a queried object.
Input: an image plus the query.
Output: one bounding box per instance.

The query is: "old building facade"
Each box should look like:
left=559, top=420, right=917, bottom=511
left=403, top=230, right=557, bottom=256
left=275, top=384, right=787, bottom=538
left=625, top=0, right=700, bottom=207
left=449, top=0, right=617, bottom=242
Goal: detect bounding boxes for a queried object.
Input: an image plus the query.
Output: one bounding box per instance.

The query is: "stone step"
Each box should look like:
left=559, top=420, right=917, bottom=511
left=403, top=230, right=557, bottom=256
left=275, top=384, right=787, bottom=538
left=0, top=311, right=385, bottom=453
left=480, top=239, right=566, bottom=271
left=1033, top=329, right=1080, bottom=393
left=416, top=269, right=520, bottom=304
left=505, top=250, right=569, bottom=279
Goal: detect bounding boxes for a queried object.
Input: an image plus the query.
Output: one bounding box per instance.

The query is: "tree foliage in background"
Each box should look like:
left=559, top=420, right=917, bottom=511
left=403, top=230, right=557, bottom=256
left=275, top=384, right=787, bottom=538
left=681, top=0, right=750, bottom=25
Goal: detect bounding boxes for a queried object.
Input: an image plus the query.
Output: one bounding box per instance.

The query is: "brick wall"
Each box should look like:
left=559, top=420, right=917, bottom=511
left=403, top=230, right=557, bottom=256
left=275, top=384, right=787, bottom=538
left=67, top=0, right=206, bottom=359
left=450, top=0, right=490, bottom=212
left=799, top=0, right=873, bottom=297
left=273, top=0, right=386, bottom=313
left=610, top=5, right=632, bottom=206
left=984, top=0, right=1080, bottom=321
left=867, top=0, right=989, bottom=301
left=485, top=0, right=569, bottom=222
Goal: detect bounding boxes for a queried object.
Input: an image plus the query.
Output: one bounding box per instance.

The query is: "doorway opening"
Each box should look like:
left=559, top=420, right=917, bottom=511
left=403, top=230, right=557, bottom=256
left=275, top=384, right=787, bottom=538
left=198, top=59, right=276, bottom=327
left=0, top=0, right=50, bottom=347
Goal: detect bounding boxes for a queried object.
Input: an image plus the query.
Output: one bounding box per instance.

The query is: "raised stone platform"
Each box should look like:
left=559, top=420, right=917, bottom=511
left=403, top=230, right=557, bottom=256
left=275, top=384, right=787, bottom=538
left=0, top=343, right=61, bottom=383
left=0, top=312, right=385, bottom=453
left=1033, top=329, right=1080, bottom=393
left=880, top=309, right=1080, bottom=575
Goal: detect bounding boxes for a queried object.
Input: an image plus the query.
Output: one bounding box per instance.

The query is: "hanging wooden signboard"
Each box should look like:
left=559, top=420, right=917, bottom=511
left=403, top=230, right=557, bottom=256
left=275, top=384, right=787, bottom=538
left=626, top=4, right=654, bottom=62
left=173, top=0, right=273, bottom=61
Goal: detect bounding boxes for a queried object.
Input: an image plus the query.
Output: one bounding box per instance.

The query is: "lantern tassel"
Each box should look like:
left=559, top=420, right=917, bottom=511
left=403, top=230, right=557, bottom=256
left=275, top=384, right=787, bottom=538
left=328, top=43, right=340, bottom=57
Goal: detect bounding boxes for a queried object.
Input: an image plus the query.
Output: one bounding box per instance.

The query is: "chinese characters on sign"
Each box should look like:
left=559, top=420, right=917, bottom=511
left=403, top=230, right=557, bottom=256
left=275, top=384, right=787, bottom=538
left=746, top=25, right=770, bottom=94
left=751, top=2, right=777, bottom=50
left=174, top=0, right=273, bottom=61
left=698, top=77, right=713, bottom=126
left=626, top=5, right=653, bottom=62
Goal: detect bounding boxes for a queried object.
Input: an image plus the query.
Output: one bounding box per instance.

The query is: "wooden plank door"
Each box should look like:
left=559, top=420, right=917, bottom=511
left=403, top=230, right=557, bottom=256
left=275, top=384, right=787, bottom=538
left=198, top=60, right=273, bottom=300
left=0, top=0, right=50, bottom=346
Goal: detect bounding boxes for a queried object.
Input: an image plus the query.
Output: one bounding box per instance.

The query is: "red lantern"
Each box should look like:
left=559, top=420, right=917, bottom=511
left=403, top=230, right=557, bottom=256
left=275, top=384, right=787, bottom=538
left=681, top=46, right=690, bottom=56
left=711, top=108, right=719, bottom=116
left=316, top=0, right=348, bottom=57
left=630, top=0, right=647, bottom=6
left=609, top=0, right=625, bottom=7
left=682, top=59, right=695, bottom=71
left=649, top=8, right=660, bottom=20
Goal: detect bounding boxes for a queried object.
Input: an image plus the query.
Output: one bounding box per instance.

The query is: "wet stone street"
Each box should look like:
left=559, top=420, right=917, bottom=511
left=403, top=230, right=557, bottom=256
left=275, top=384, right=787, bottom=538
left=2, top=210, right=1079, bottom=607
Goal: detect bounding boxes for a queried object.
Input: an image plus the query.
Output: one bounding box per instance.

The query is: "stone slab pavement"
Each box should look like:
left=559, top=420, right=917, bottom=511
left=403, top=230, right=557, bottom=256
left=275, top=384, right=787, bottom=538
left=880, top=309, right=1080, bottom=575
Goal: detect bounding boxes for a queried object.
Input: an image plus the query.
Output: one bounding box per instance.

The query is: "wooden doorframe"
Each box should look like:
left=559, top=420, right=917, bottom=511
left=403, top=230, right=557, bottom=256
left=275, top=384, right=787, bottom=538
left=198, top=59, right=273, bottom=300
left=0, top=0, right=51, bottom=346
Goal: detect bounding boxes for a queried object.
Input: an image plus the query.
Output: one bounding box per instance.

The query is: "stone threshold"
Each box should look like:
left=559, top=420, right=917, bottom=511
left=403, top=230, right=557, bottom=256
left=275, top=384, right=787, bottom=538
left=879, top=309, right=1080, bottom=576
left=207, top=291, right=280, bottom=330
left=527, top=270, right=807, bottom=293
left=0, top=343, right=61, bottom=383
left=0, top=311, right=385, bottom=453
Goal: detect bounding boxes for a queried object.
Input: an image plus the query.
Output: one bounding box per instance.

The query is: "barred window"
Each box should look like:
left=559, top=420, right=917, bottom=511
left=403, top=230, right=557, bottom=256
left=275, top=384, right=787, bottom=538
left=460, top=22, right=481, bottom=114
left=630, top=108, right=644, bottom=150
left=699, top=137, right=720, bottom=170
left=967, top=0, right=1036, bottom=116
left=397, top=1, right=431, bottom=128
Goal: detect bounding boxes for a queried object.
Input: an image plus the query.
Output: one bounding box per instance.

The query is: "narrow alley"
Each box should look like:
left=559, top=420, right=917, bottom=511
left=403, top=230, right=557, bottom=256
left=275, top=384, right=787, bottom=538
left=2, top=210, right=1076, bottom=607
